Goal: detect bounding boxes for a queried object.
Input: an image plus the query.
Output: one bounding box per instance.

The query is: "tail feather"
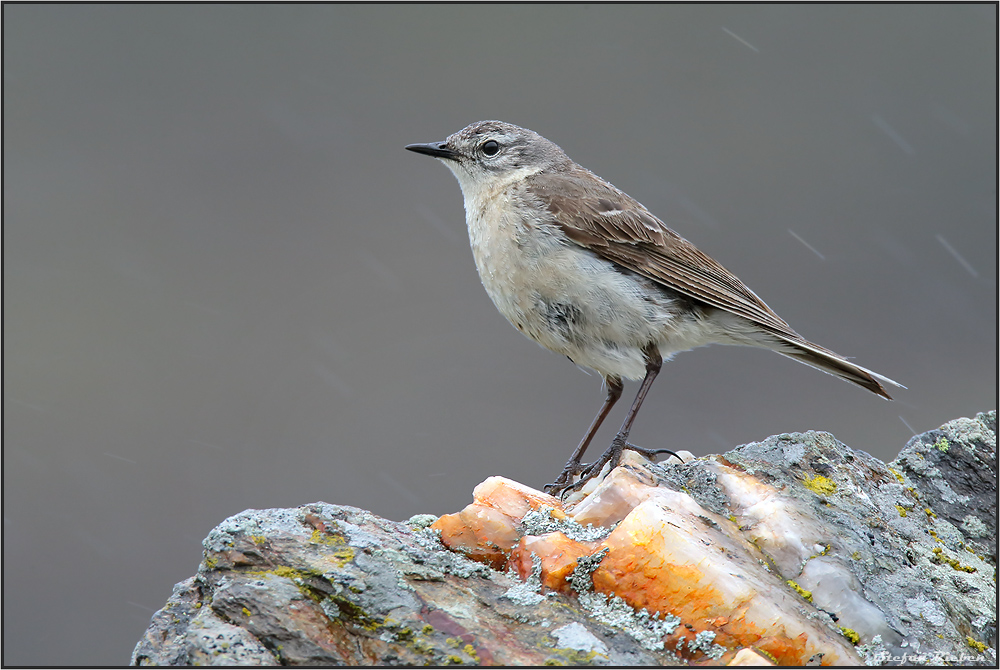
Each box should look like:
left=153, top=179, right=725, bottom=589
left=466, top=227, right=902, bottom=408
left=771, top=335, right=904, bottom=400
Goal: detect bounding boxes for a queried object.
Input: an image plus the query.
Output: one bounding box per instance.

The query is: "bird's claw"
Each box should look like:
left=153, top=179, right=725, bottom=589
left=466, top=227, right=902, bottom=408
left=544, top=440, right=684, bottom=499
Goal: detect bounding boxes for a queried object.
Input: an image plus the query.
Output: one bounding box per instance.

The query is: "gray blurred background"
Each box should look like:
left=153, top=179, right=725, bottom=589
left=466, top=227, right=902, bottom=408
left=3, top=4, right=996, bottom=665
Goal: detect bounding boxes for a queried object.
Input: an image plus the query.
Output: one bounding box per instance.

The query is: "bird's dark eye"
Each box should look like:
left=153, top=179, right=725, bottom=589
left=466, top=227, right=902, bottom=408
left=481, top=140, right=500, bottom=156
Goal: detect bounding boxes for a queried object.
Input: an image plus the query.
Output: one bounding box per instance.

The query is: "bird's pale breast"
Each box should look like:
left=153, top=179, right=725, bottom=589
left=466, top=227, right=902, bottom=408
left=462, top=184, right=727, bottom=380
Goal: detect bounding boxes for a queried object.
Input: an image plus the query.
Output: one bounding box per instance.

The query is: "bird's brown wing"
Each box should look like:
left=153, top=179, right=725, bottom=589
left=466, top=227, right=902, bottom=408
left=528, top=168, right=811, bottom=345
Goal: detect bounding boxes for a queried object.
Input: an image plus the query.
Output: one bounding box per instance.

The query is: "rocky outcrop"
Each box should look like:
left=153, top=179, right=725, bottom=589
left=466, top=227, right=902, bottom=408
left=132, top=412, right=996, bottom=666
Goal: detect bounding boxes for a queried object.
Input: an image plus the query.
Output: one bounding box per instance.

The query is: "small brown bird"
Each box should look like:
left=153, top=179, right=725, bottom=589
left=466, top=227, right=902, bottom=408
left=406, top=121, right=901, bottom=497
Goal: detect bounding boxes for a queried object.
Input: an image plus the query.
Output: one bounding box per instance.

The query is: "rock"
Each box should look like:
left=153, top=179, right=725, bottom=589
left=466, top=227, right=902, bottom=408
left=132, top=412, right=996, bottom=666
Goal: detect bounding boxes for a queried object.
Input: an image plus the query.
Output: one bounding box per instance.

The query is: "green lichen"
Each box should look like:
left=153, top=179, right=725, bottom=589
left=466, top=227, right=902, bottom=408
left=786, top=579, right=813, bottom=602
left=803, top=474, right=837, bottom=496
left=934, top=437, right=950, bottom=453
left=839, top=627, right=861, bottom=645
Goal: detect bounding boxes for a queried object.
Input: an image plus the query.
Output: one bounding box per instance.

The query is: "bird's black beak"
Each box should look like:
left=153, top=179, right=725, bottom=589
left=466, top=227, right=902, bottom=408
left=405, top=141, right=458, bottom=160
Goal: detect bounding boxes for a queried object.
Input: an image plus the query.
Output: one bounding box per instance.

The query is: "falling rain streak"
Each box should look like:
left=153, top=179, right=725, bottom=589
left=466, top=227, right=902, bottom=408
left=721, top=27, right=759, bottom=53
left=102, top=452, right=138, bottom=464
left=871, top=114, right=915, bottom=155
left=787, top=230, right=825, bottom=260
left=935, top=235, right=979, bottom=278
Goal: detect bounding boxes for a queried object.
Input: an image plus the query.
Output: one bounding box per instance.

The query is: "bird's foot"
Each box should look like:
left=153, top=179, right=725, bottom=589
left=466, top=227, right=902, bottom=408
left=544, top=437, right=684, bottom=500
left=545, top=435, right=628, bottom=500
left=544, top=458, right=589, bottom=496
left=622, top=443, right=683, bottom=462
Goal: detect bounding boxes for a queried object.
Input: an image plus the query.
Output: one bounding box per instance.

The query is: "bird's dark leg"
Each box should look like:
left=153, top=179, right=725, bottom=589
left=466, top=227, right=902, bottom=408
left=544, top=376, right=622, bottom=494
left=555, top=343, right=680, bottom=497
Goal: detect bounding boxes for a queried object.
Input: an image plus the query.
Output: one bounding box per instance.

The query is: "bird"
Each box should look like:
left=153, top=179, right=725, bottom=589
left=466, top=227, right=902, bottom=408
left=405, top=120, right=901, bottom=497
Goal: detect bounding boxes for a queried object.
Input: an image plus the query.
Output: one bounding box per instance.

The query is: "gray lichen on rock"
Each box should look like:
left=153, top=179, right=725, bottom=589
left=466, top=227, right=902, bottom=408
left=132, top=412, right=996, bottom=666
left=520, top=507, right=610, bottom=542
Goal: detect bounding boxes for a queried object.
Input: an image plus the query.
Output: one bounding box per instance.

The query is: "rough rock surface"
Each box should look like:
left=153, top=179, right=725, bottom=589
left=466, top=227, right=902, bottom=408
left=132, top=412, right=996, bottom=666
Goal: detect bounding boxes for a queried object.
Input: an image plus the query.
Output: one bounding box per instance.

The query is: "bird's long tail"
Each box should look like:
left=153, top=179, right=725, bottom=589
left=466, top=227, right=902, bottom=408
left=770, top=334, right=904, bottom=400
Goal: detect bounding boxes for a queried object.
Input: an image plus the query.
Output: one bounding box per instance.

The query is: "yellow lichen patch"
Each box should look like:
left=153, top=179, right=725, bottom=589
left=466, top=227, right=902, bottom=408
left=963, top=545, right=986, bottom=561
left=269, top=565, right=304, bottom=580
left=967, top=636, right=987, bottom=652
left=931, top=547, right=977, bottom=573
left=548, top=647, right=599, bottom=665
left=750, top=646, right=778, bottom=664
left=803, top=474, right=837, bottom=497
left=895, top=505, right=908, bottom=517
left=888, top=467, right=905, bottom=484
left=924, top=508, right=937, bottom=519
left=839, top=627, right=860, bottom=645
left=310, top=528, right=342, bottom=546
left=786, top=580, right=813, bottom=602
